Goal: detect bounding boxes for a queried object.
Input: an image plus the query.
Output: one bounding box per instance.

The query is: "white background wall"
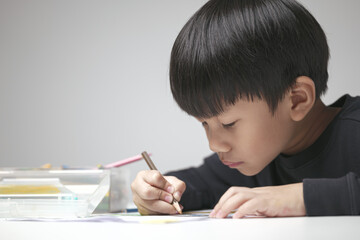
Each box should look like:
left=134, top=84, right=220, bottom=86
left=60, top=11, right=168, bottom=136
left=0, top=0, right=359, bottom=194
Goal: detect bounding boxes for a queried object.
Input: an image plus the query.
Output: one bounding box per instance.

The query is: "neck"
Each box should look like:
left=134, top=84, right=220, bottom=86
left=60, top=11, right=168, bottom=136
left=282, top=99, right=341, bottom=156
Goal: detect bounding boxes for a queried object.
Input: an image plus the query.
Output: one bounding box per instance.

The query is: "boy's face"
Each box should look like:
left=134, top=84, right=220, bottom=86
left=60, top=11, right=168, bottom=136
left=197, top=97, right=295, bottom=176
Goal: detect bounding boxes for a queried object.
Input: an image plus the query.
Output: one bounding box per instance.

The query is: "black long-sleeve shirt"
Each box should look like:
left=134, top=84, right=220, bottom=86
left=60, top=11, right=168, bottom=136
left=167, top=94, right=360, bottom=216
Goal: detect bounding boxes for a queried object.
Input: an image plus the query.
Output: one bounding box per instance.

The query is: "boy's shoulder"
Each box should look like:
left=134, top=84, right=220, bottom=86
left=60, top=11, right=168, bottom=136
left=331, top=94, right=360, bottom=123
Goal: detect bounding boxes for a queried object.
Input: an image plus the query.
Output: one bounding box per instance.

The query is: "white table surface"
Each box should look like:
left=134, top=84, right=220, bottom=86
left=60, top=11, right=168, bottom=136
left=1, top=216, right=359, bottom=240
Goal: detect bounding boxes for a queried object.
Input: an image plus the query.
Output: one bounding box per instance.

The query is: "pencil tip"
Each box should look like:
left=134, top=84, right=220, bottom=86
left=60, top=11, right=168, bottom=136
left=173, top=200, right=182, bottom=214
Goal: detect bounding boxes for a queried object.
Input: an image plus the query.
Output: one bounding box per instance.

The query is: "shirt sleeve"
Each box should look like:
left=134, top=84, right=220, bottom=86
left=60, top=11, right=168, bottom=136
left=165, top=153, right=261, bottom=211
left=303, top=172, right=360, bottom=215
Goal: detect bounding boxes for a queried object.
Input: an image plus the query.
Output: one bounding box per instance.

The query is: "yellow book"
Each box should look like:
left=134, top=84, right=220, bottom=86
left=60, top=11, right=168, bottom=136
left=0, top=185, right=60, bottom=194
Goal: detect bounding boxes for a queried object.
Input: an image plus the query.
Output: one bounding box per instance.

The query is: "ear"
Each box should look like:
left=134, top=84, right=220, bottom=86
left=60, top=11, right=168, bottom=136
left=289, top=76, right=316, bottom=121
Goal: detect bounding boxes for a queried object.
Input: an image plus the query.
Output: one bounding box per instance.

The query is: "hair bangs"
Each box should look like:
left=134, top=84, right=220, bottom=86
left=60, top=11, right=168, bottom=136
left=170, top=57, right=262, bottom=118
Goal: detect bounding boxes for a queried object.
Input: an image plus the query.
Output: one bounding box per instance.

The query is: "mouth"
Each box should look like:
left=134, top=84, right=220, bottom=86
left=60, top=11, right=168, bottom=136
left=221, top=160, right=244, bottom=168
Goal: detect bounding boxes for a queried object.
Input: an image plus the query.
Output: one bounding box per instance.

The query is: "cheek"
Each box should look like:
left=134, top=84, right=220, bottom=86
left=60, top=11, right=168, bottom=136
left=236, top=119, right=287, bottom=161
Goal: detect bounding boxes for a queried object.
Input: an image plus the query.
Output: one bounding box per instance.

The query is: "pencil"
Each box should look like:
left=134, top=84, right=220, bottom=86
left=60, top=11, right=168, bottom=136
left=141, top=151, right=182, bottom=214
left=103, top=153, right=152, bottom=169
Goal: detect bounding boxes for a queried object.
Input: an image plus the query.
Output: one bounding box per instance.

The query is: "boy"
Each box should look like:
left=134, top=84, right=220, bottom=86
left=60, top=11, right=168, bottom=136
left=131, top=0, right=360, bottom=218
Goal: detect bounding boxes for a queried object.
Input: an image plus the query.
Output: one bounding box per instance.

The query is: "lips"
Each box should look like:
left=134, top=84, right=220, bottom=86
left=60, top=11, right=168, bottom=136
left=221, top=160, right=244, bottom=168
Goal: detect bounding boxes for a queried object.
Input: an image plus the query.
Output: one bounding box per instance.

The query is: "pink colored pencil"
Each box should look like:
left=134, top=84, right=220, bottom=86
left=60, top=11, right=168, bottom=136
left=104, top=153, right=152, bottom=169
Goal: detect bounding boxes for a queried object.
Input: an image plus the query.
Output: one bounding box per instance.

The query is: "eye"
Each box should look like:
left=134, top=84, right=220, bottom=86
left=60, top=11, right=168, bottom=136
left=222, top=121, right=236, bottom=129
left=201, top=121, right=208, bottom=127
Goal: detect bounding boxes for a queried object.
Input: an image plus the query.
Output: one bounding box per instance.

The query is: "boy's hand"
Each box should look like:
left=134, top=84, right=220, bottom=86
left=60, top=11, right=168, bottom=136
left=210, top=183, right=305, bottom=218
left=131, top=170, right=186, bottom=215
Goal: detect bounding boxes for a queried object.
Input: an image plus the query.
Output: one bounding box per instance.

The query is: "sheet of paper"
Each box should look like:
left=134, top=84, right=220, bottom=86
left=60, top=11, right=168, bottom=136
left=3, top=209, right=263, bottom=223
left=5, top=213, right=209, bottom=223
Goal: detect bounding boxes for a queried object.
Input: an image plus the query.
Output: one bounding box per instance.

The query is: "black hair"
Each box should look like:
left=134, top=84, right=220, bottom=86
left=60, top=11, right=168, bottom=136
left=170, top=0, right=329, bottom=118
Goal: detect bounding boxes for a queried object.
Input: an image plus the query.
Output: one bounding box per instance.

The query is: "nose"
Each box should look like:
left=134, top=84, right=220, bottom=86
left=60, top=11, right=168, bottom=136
left=207, top=129, right=231, bottom=153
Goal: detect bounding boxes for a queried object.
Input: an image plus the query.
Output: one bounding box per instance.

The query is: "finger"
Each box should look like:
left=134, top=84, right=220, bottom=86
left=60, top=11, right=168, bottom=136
left=233, top=199, right=265, bottom=218
left=136, top=202, right=172, bottom=215
left=135, top=184, right=174, bottom=204
left=213, top=193, right=252, bottom=218
left=146, top=199, right=180, bottom=215
left=141, top=199, right=180, bottom=215
left=210, top=187, right=249, bottom=217
left=133, top=194, right=179, bottom=215
left=132, top=194, right=154, bottom=215
left=211, top=187, right=238, bottom=215
left=165, top=176, right=186, bottom=201
left=143, top=170, right=176, bottom=194
left=135, top=202, right=154, bottom=215
left=131, top=171, right=174, bottom=203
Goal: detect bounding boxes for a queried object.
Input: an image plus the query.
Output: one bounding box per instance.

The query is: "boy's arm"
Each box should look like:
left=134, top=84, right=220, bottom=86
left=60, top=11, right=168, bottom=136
left=303, top=172, right=360, bottom=215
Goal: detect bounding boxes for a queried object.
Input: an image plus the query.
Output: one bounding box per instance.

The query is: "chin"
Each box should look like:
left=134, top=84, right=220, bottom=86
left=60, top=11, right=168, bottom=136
left=236, top=168, right=262, bottom=176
